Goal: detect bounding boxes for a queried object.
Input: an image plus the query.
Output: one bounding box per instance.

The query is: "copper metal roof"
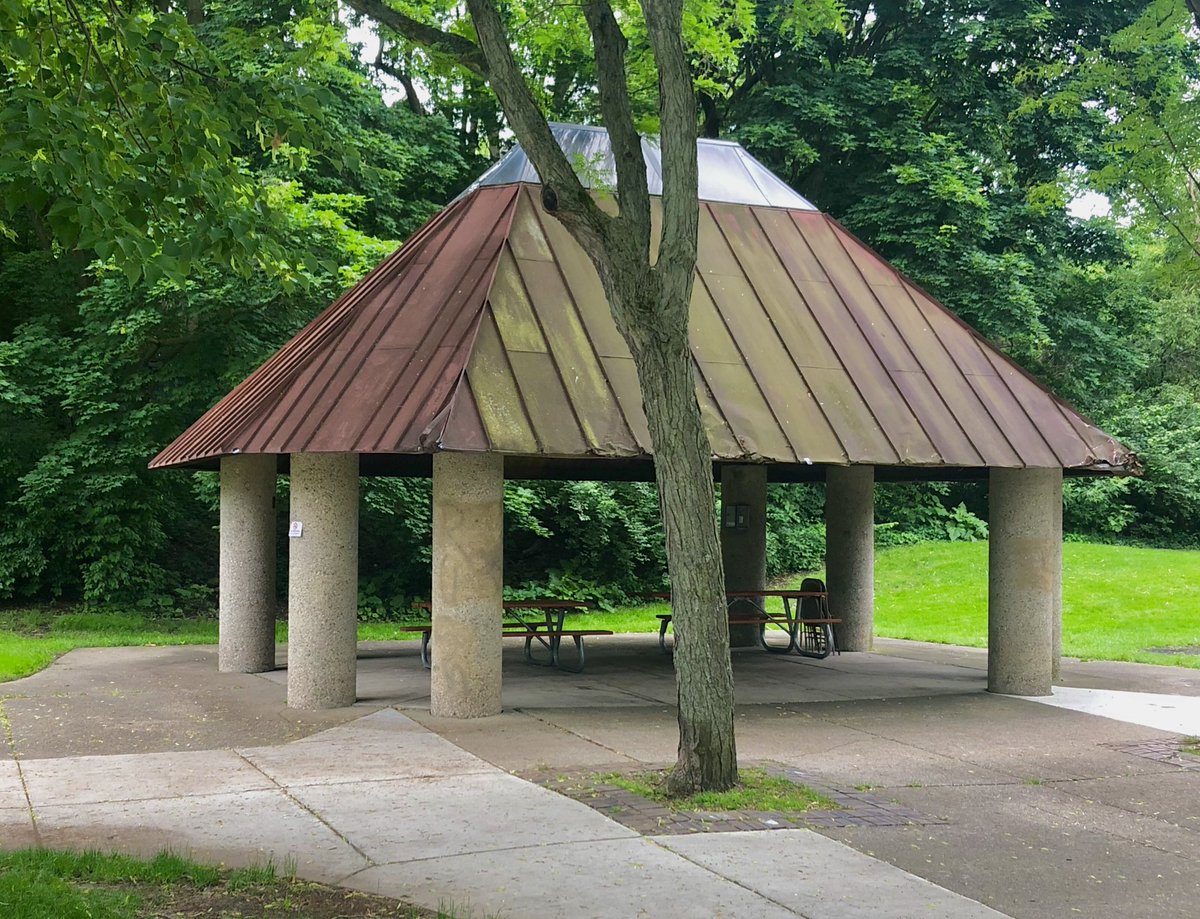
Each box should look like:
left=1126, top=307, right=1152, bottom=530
left=151, top=144, right=1134, bottom=479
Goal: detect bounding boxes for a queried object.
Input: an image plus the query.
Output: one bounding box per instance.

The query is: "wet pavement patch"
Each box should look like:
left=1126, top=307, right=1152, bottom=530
left=521, top=762, right=944, bottom=835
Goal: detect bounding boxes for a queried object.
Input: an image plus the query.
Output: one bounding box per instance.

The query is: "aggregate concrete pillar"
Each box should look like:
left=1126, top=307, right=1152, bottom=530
left=218, top=454, right=278, bottom=673
left=721, top=464, right=768, bottom=647
left=825, top=465, right=875, bottom=651
left=431, top=452, right=504, bottom=718
left=987, top=467, right=1062, bottom=696
left=287, top=452, right=359, bottom=710
left=1051, top=488, right=1064, bottom=681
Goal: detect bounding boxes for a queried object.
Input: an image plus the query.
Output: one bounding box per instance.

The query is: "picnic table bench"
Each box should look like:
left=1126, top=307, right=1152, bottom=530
left=652, top=586, right=840, bottom=660
left=405, top=601, right=612, bottom=673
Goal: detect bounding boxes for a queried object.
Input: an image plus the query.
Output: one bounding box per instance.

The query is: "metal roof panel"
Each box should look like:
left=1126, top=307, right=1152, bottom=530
left=152, top=137, right=1135, bottom=476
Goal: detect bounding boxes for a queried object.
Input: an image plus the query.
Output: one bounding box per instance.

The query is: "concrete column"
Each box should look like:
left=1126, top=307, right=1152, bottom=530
left=987, top=467, right=1062, bottom=696
left=287, top=452, right=359, bottom=710
left=219, top=454, right=278, bottom=673
left=431, top=452, right=504, bottom=718
left=721, top=464, right=768, bottom=647
left=825, top=466, right=875, bottom=651
left=1051, top=487, right=1063, bottom=681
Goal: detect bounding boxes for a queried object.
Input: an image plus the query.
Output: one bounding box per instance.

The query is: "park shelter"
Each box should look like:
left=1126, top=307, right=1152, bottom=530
left=151, top=124, right=1136, bottom=716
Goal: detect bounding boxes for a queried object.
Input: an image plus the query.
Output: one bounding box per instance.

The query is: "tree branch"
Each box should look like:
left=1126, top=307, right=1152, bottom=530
left=698, top=91, right=721, bottom=138
left=1150, top=109, right=1200, bottom=209
left=728, top=49, right=769, bottom=107
left=373, top=46, right=425, bottom=115
left=344, top=0, right=489, bottom=79
left=62, top=0, right=153, bottom=155
left=582, top=0, right=650, bottom=256
left=464, top=0, right=609, bottom=243
left=1135, top=175, right=1200, bottom=262
left=640, top=0, right=698, bottom=290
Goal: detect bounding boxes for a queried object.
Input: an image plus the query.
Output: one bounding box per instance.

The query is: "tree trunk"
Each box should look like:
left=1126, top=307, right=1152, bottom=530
left=350, top=0, right=739, bottom=794
left=613, top=270, right=738, bottom=794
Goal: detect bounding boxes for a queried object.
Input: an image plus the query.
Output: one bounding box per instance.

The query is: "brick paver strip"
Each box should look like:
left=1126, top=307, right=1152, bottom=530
left=521, top=762, right=945, bottom=836
left=1105, top=738, right=1200, bottom=771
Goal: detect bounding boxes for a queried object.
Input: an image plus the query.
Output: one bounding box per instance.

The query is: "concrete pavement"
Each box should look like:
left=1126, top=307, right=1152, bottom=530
left=2, top=635, right=1198, bottom=917
left=2, top=707, right=1003, bottom=918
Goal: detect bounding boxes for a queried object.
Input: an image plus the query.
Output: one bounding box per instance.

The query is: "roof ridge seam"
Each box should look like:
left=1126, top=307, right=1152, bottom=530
left=736, top=205, right=850, bottom=462
left=150, top=193, right=468, bottom=467
left=775, top=210, right=903, bottom=465
left=428, top=187, right=527, bottom=451
left=304, top=196, right=486, bottom=451
left=383, top=186, right=522, bottom=451
left=824, top=216, right=987, bottom=467
left=698, top=201, right=802, bottom=463
left=521, top=186, right=641, bottom=453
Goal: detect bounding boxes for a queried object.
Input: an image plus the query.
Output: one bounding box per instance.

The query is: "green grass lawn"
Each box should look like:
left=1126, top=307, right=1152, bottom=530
left=865, top=541, right=1200, bottom=668
left=0, top=607, right=449, bottom=683
left=0, top=848, right=442, bottom=919
left=0, top=609, right=228, bottom=684
left=585, top=542, right=1200, bottom=670
left=3, top=541, right=1198, bottom=683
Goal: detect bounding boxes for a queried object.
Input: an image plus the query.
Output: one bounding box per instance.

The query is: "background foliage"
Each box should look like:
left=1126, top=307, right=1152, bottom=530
left=2, top=0, right=1198, bottom=614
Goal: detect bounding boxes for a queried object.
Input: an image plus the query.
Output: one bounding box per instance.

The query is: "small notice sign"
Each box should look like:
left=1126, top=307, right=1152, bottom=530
left=288, top=521, right=303, bottom=539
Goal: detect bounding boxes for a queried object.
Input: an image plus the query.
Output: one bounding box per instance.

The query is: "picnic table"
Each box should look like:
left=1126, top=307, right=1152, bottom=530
left=652, top=588, right=839, bottom=660
left=407, top=600, right=612, bottom=673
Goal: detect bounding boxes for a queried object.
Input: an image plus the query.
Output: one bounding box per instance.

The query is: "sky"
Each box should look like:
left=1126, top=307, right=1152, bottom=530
left=1067, top=190, right=1112, bottom=220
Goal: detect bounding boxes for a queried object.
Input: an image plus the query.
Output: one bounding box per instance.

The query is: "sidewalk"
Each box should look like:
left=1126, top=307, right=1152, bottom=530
left=2, top=636, right=1198, bottom=917
left=2, top=707, right=1003, bottom=918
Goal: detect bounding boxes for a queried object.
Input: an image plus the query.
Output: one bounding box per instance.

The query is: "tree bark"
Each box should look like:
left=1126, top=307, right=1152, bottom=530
left=351, top=0, right=739, bottom=794
left=610, top=268, right=737, bottom=794
left=635, top=0, right=736, bottom=792
left=343, top=0, right=489, bottom=78
left=478, top=0, right=737, bottom=794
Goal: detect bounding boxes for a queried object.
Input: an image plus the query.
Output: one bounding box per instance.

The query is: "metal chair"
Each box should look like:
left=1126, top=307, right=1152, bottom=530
left=795, top=577, right=836, bottom=659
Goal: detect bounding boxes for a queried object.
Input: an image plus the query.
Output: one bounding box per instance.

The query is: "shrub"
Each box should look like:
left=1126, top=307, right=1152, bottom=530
left=766, top=483, right=825, bottom=576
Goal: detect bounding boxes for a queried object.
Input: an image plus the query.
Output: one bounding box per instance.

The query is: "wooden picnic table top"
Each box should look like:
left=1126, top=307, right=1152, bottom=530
left=640, top=589, right=827, bottom=600
left=410, top=599, right=593, bottom=610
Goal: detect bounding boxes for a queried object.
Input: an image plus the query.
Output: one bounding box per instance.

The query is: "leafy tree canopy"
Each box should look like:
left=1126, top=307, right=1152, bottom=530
left=0, top=0, right=467, bottom=285
left=2, top=0, right=1199, bottom=614
left=0, top=0, right=472, bottom=600
left=723, top=2, right=1156, bottom=393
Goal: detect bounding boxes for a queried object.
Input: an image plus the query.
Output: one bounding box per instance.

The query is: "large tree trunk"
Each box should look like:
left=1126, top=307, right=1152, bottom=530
left=635, top=0, right=737, bottom=793
left=612, top=269, right=738, bottom=793
left=349, top=0, right=739, bottom=794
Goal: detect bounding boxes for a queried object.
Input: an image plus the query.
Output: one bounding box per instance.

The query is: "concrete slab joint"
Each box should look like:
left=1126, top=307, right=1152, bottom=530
left=825, top=465, right=875, bottom=652
left=431, top=451, right=504, bottom=719
left=287, top=452, right=360, bottom=710
left=219, top=454, right=278, bottom=674
left=987, top=466, right=1062, bottom=696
